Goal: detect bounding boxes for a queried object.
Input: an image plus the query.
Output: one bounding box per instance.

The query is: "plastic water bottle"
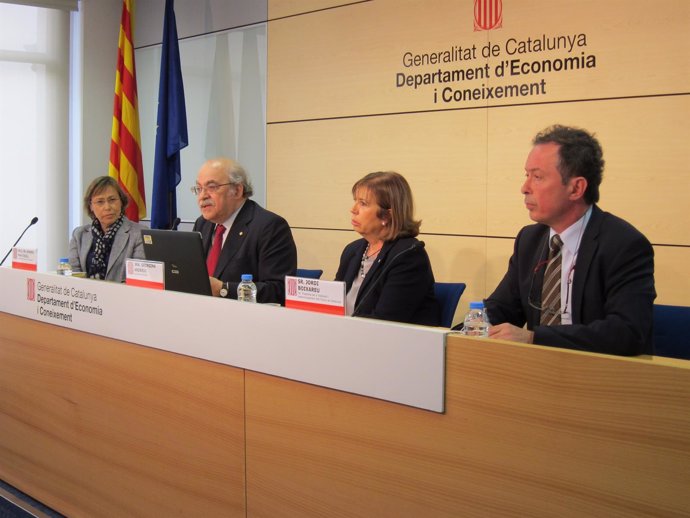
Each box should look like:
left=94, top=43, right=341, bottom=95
left=57, top=257, right=72, bottom=276
left=462, top=301, right=490, bottom=337
left=237, top=274, right=257, bottom=303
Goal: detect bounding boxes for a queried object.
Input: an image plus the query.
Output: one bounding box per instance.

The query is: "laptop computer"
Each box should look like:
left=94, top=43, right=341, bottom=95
left=141, top=229, right=212, bottom=296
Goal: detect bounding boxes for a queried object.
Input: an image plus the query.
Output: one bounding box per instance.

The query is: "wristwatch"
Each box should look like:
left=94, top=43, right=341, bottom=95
left=219, top=282, right=229, bottom=298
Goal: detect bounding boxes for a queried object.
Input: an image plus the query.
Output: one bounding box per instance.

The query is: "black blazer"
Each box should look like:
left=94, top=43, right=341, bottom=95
left=193, top=200, right=297, bottom=304
left=485, top=205, right=656, bottom=355
left=335, top=237, right=440, bottom=326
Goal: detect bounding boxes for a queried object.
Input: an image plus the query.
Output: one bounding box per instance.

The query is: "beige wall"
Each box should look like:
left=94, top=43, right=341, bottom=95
left=266, top=0, right=690, bottom=323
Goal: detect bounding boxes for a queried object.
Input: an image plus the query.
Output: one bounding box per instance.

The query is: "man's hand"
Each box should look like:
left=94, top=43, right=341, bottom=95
left=488, top=323, right=534, bottom=343
left=209, top=276, right=223, bottom=297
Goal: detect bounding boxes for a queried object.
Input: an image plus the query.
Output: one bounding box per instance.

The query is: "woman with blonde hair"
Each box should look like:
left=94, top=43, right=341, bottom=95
left=335, top=171, right=440, bottom=326
left=68, top=176, right=145, bottom=281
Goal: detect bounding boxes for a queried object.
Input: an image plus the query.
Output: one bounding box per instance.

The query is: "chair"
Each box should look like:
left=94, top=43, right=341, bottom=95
left=650, top=305, right=690, bottom=359
left=434, top=282, right=467, bottom=328
left=296, top=268, right=323, bottom=279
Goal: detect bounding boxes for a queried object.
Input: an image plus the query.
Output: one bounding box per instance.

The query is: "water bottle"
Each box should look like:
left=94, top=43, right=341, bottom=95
left=57, top=257, right=72, bottom=276
left=462, top=301, right=490, bottom=337
left=237, top=274, right=257, bottom=303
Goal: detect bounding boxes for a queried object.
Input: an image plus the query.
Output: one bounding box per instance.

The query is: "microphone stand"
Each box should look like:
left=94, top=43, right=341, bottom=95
left=0, top=217, right=39, bottom=266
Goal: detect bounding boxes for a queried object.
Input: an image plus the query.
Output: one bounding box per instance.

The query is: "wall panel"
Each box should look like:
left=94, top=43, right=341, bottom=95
left=654, top=247, right=690, bottom=306
left=268, top=0, right=688, bottom=121
left=136, top=0, right=267, bottom=47
left=268, top=0, right=361, bottom=20
left=267, top=0, right=690, bottom=307
left=267, top=111, right=488, bottom=233
left=291, top=228, right=353, bottom=278
left=486, top=95, right=690, bottom=243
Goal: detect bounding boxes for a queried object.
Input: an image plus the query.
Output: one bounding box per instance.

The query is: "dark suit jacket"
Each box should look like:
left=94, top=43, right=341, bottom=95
left=335, top=237, right=440, bottom=326
left=485, top=205, right=656, bottom=355
left=193, top=200, right=297, bottom=304
left=68, top=217, right=145, bottom=283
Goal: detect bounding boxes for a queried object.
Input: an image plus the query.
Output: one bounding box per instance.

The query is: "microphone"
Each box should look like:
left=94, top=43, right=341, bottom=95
left=170, top=217, right=181, bottom=230
left=0, top=216, right=39, bottom=266
left=352, top=240, right=425, bottom=317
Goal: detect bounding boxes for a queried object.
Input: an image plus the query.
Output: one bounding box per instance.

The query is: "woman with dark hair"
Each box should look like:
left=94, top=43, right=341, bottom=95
left=335, top=171, right=440, bottom=326
left=68, top=176, right=145, bottom=281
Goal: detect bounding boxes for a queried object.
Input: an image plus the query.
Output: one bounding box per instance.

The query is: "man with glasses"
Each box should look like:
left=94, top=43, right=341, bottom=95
left=484, top=125, right=655, bottom=355
left=192, top=157, right=297, bottom=304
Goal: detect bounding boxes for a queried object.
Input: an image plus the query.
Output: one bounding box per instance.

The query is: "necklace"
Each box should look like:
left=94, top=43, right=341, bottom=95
left=360, top=243, right=383, bottom=278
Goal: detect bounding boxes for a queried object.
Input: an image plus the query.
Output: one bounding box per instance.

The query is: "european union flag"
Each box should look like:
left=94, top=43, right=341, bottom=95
left=151, top=0, right=188, bottom=230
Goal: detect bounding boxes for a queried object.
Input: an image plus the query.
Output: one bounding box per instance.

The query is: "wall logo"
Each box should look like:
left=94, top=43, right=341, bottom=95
left=27, top=278, right=35, bottom=301
left=474, top=0, right=503, bottom=31
left=287, top=278, right=297, bottom=297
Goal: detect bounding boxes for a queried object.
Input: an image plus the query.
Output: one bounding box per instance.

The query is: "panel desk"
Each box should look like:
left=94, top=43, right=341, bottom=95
left=1, top=268, right=689, bottom=517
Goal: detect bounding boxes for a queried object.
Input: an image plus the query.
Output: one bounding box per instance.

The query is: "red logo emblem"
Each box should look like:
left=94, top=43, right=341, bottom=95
left=287, top=278, right=297, bottom=297
left=27, top=278, right=35, bottom=301
left=474, top=0, right=503, bottom=31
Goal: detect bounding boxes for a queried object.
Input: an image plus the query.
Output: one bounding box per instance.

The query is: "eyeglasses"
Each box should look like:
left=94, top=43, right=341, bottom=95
left=190, top=183, right=233, bottom=196
left=91, top=196, right=120, bottom=208
left=527, top=256, right=575, bottom=316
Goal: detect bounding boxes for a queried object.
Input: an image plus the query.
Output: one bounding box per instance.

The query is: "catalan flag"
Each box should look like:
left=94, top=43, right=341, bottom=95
left=109, top=0, right=146, bottom=221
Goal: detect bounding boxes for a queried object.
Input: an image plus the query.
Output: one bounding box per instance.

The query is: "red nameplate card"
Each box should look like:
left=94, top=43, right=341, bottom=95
left=125, top=259, right=165, bottom=290
left=285, top=276, right=346, bottom=315
left=12, top=247, right=37, bottom=271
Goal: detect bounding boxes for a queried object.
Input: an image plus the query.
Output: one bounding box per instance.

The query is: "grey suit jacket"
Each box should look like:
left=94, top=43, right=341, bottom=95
left=68, top=217, right=146, bottom=282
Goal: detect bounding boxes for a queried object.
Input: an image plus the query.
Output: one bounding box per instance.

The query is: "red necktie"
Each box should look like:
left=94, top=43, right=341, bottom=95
left=206, top=224, right=225, bottom=276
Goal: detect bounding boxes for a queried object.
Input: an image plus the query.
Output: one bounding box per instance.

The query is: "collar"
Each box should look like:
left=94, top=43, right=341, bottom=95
left=549, top=205, right=592, bottom=256
left=218, top=199, right=247, bottom=234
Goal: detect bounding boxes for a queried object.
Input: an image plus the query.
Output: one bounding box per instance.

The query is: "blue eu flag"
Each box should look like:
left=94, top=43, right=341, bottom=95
left=151, top=0, right=188, bottom=230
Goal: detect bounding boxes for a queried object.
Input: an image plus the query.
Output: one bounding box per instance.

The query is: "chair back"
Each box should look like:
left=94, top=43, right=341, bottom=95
left=296, top=268, right=323, bottom=279
left=651, top=304, right=690, bottom=359
left=434, top=282, right=467, bottom=328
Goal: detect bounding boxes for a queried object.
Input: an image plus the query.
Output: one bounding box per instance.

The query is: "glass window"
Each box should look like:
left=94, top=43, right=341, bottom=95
left=0, top=3, right=70, bottom=271
left=136, top=23, right=267, bottom=222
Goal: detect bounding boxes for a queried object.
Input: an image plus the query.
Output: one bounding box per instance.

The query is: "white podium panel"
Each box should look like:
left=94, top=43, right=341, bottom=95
left=0, top=267, right=447, bottom=412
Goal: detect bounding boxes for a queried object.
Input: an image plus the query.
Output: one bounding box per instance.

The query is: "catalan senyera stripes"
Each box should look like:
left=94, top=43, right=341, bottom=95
left=109, top=0, right=146, bottom=221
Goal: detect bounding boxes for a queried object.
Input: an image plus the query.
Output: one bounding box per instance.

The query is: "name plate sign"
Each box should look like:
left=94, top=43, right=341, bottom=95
left=12, top=247, right=37, bottom=271
left=285, top=276, right=346, bottom=315
left=125, top=259, right=165, bottom=290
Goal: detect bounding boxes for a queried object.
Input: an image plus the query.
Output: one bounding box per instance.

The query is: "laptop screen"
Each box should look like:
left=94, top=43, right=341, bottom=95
left=141, top=229, right=212, bottom=296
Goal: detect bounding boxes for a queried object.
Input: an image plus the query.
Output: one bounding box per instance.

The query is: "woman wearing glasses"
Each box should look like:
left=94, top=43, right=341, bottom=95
left=335, top=171, right=440, bottom=326
left=68, top=176, right=145, bottom=281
